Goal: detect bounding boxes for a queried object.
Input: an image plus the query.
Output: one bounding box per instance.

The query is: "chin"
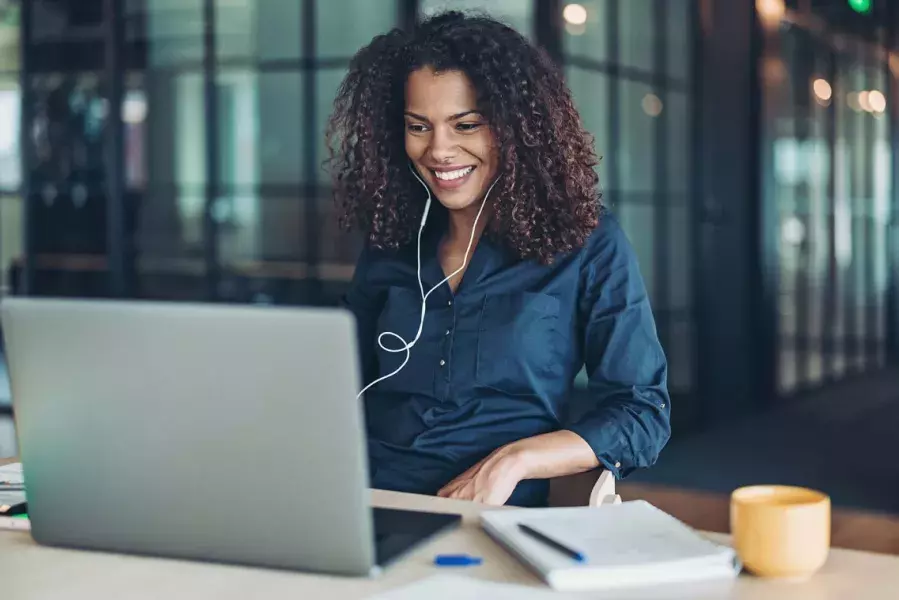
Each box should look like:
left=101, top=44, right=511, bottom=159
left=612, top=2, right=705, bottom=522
left=433, top=190, right=482, bottom=211
left=430, top=177, right=493, bottom=212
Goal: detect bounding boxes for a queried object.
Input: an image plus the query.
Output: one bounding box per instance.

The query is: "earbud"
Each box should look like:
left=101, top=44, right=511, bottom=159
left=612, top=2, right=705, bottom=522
left=356, top=165, right=498, bottom=399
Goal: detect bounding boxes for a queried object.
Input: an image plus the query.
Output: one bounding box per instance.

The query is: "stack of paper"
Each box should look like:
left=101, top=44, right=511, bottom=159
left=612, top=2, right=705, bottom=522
left=0, top=462, right=28, bottom=531
left=480, top=500, right=739, bottom=592
left=0, top=462, right=23, bottom=486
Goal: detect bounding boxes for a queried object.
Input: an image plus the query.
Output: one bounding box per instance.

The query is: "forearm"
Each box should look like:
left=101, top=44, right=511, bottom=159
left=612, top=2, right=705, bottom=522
left=504, top=430, right=600, bottom=481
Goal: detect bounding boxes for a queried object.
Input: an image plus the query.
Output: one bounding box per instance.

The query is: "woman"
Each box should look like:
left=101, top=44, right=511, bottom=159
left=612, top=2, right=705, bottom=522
left=327, top=11, right=670, bottom=507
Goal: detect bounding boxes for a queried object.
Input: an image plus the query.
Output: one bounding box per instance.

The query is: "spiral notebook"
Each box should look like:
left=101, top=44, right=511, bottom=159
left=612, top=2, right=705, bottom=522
left=480, top=500, right=739, bottom=592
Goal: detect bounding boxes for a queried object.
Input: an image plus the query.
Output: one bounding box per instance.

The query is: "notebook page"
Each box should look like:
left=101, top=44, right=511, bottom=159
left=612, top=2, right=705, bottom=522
left=522, top=501, right=728, bottom=568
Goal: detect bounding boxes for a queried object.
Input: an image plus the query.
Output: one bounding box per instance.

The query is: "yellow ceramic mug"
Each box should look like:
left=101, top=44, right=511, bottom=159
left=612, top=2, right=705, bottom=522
left=730, top=485, right=830, bottom=580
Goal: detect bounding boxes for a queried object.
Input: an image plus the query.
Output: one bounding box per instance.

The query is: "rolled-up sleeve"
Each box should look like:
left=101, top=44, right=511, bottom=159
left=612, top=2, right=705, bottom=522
left=566, top=217, right=671, bottom=479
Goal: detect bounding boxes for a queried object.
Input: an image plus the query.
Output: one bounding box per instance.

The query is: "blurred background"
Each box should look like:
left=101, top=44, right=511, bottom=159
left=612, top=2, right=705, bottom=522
left=0, top=0, right=897, bottom=527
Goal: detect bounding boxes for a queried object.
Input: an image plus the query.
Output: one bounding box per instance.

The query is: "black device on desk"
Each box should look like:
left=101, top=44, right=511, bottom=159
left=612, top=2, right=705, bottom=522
left=0, top=501, right=27, bottom=516
left=1, top=298, right=459, bottom=576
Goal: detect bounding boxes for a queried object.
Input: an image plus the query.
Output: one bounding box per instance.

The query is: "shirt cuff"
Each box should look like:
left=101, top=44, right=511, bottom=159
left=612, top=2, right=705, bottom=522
left=566, top=423, right=629, bottom=480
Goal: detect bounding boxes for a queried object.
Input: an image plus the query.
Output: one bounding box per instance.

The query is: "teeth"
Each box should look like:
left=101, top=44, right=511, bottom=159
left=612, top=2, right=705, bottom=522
left=434, top=167, right=474, bottom=181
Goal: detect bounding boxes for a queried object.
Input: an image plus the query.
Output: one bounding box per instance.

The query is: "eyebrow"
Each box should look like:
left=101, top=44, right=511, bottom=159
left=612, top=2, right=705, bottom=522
left=404, top=110, right=482, bottom=122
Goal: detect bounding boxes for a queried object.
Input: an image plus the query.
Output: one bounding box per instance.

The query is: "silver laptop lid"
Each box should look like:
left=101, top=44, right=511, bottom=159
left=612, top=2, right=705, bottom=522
left=1, top=297, right=375, bottom=575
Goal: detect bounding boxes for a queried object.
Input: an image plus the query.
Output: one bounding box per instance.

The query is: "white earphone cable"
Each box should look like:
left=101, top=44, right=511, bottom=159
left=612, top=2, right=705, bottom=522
left=356, top=167, right=498, bottom=399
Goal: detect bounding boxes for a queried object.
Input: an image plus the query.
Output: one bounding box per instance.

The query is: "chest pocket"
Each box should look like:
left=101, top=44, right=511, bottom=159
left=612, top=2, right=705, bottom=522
left=476, top=292, right=562, bottom=395
left=373, top=286, right=438, bottom=396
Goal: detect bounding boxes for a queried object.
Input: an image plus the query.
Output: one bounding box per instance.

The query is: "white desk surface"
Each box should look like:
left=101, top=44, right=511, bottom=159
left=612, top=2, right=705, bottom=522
left=3, top=484, right=899, bottom=600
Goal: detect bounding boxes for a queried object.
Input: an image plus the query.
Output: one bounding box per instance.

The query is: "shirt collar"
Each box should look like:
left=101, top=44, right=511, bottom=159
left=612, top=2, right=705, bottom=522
left=417, top=209, right=508, bottom=294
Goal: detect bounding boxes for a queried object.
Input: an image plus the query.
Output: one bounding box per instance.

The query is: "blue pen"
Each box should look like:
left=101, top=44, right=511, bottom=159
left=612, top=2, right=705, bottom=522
left=434, top=554, right=483, bottom=567
left=518, top=523, right=586, bottom=563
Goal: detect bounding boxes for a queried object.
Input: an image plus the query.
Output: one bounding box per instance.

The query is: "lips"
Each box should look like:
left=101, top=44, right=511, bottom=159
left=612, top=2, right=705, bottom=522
left=430, top=165, right=476, bottom=190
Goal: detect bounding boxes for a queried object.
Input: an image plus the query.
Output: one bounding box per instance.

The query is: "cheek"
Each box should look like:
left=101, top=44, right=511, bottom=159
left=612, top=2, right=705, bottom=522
left=478, top=135, right=499, bottom=171
left=405, top=135, right=426, bottom=160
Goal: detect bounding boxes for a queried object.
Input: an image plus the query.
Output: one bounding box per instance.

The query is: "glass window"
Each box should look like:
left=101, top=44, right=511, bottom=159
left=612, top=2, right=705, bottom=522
left=0, top=1, right=19, bottom=72
left=316, top=0, right=398, bottom=58
left=220, top=195, right=306, bottom=264
left=135, top=188, right=206, bottom=260
left=256, top=0, right=303, bottom=61
left=562, top=1, right=608, bottom=62
left=765, top=23, right=893, bottom=392
left=131, top=0, right=205, bottom=67
left=123, top=74, right=148, bottom=191
left=0, top=83, right=20, bottom=190
left=565, top=66, right=609, bottom=179
left=667, top=319, right=694, bottom=392
left=619, top=80, right=657, bottom=193
left=0, top=190, right=21, bottom=294
left=666, top=90, right=689, bottom=194
left=135, top=66, right=207, bottom=279
left=619, top=0, right=654, bottom=73
left=169, top=72, right=207, bottom=187
left=666, top=0, right=691, bottom=82
left=317, top=68, right=349, bottom=185
left=872, top=98, right=890, bottom=368
left=215, top=0, right=302, bottom=62
left=255, top=72, right=305, bottom=185
left=420, top=0, right=532, bottom=39
left=215, top=70, right=260, bottom=188
left=831, top=61, right=850, bottom=378
left=216, top=0, right=256, bottom=61
left=668, top=203, right=692, bottom=310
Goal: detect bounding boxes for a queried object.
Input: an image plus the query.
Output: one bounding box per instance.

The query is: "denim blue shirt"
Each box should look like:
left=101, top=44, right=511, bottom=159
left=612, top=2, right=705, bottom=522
left=343, top=209, right=671, bottom=506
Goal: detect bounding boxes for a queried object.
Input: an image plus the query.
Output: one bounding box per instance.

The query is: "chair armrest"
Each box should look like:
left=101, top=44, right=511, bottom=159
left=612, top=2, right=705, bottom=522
left=548, top=468, right=622, bottom=507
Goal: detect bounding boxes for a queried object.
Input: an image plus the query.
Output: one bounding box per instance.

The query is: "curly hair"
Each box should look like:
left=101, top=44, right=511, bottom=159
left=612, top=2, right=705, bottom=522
left=326, top=11, right=600, bottom=264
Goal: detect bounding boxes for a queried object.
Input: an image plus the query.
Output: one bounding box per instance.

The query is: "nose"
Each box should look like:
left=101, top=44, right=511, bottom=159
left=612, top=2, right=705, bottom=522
left=427, top=125, right=457, bottom=163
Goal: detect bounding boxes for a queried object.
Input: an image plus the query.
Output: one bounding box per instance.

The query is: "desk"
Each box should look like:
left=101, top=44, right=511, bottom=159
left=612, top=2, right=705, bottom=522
left=3, top=482, right=899, bottom=599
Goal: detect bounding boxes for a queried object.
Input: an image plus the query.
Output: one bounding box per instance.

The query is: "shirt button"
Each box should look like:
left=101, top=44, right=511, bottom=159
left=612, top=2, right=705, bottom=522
left=439, top=359, right=446, bottom=366
left=614, top=461, right=621, bottom=469
left=445, top=329, right=451, bottom=336
left=447, top=300, right=453, bottom=306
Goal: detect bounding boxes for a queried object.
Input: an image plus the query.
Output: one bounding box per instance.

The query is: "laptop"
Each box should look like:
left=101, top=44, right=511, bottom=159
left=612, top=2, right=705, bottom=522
left=1, top=297, right=459, bottom=575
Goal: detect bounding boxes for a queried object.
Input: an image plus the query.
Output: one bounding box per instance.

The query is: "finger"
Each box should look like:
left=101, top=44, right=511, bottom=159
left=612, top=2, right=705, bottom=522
left=437, top=478, right=465, bottom=497
left=448, top=484, right=475, bottom=501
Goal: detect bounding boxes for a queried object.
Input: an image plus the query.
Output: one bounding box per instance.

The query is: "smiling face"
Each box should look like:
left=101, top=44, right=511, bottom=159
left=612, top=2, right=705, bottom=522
left=404, top=67, right=499, bottom=212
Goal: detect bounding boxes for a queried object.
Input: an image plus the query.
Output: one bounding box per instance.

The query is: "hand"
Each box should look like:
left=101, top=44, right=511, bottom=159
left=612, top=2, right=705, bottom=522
left=436, top=443, right=526, bottom=506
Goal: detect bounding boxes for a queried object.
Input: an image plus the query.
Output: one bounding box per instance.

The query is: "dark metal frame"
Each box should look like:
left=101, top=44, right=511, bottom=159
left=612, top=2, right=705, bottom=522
left=889, top=3, right=899, bottom=364
left=842, top=40, right=860, bottom=374
left=754, top=8, right=780, bottom=409
left=202, top=0, right=221, bottom=301
left=823, top=44, right=839, bottom=377
left=19, top=0, right=32, bottom=295
left=301, top=0, right=322, bottom=304
left=693, top=0, right=770, bottom=425
left=605, top=0, right=620, bottom=194
left=534, top=0, right=561, bottom=62
left=652, top=0, right=670, bottom=355
left=103, top=0, right=126, bottom=297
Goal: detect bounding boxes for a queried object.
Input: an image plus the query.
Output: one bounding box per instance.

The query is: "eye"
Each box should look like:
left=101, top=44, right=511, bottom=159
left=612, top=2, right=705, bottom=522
left=456, top=122, right=483, bottom=132
left=406, top=122, right=429, bottom=133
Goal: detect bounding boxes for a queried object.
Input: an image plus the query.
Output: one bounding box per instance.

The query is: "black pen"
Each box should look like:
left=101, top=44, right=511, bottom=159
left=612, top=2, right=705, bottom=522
left=518, top=523, right=587, bottom=563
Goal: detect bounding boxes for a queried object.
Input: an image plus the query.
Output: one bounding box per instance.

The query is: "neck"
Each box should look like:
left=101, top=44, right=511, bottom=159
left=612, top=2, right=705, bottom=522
left=446, top=203, right=490, bottom=247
